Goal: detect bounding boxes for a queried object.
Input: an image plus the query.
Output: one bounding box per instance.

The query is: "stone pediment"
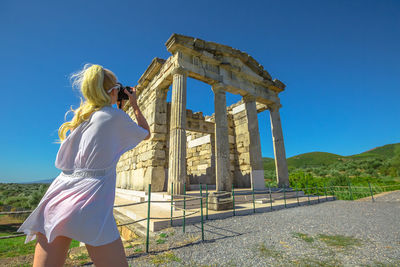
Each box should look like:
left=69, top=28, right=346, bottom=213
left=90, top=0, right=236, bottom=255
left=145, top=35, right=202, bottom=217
left=165, top=33, right=285, bottom=92
left=137, top=58, right=166, bottom=89
left=134, top=33, right=285, bottom=107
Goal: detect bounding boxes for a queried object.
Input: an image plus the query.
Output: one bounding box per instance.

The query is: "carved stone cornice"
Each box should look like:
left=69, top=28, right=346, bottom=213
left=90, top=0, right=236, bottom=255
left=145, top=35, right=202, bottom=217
left=165, top=33, right=273, bottom=82
left=137, top=58, right=166, bottom=86
left=171, top=66, right=188, bottom=76
left=243, top=94, right=256, bottom=103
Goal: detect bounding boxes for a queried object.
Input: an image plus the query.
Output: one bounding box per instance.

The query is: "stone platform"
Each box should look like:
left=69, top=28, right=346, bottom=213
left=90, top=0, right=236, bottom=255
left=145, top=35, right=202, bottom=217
left=113, top=188, right=336, bottom=238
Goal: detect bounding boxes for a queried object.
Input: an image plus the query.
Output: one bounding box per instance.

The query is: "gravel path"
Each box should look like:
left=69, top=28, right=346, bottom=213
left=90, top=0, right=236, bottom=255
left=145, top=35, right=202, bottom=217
left=94, top=191, right=400, bottom=266
left=373, top=190, right=400, bottom=203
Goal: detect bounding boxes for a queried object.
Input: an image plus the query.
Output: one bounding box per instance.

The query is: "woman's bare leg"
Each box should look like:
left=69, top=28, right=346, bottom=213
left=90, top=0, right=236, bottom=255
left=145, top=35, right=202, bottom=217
left=85, top=237, right=128, bottom=267
left=33, top=232, right=72, bottom=267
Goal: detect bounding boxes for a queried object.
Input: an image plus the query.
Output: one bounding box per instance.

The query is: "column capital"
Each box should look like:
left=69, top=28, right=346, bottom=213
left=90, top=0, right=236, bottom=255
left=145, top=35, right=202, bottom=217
left=267, top=103, right=282, bottom=111
left=211, top=83, right=226, bottom=94
left=155, top=87, right=168, bottom=98
left=243, top=94, right=256, bottom=103
left=171, top=66, right=188, bottom=76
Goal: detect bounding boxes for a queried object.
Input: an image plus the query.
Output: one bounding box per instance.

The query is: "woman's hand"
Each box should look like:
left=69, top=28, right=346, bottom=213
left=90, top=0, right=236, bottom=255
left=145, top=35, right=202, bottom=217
left=124, top=86, right=138, bottom=107
left=116, top=86, right=138, bottom=110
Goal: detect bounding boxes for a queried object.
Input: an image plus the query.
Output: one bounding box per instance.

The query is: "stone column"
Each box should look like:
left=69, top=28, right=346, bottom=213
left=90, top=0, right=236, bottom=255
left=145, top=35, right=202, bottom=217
left=168, top=68, right=187, bottom=195
left=269, top=104, right=289, bottom=187
left=243, top=95, right=265, bottom=189
left=212, top=83, right=232, bottom=192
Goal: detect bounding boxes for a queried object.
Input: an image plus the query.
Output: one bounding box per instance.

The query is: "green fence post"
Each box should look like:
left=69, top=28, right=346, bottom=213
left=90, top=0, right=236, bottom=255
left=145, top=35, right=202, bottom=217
left=296, top=184, right=299, bottom=206
left=232, top=184, right=236, bottom=216
left=283, top=184, right=287, bottom=208
left=348, top=181, right=354, bottom=201
left=324, top=181, right=328, bottom=201
left=331, top=186, right=335, bottom=199
left=306, top=183, right=310, bottom=205
left=205, top=184, right=209, bottom=220
left=146, top=184, right=151, bottom=253
left=268, top=182, right=273, bottom=211
left=199, top=183, right=204, bottom=241
left=368, top=181, right=375, bottom=202
left=183, top=183, right=186, bottom=233
left=316, top=185, right=320, bottom=203
left=170, top=183, right=174, bottom=227
left=252, top=186, right=255, bottom=213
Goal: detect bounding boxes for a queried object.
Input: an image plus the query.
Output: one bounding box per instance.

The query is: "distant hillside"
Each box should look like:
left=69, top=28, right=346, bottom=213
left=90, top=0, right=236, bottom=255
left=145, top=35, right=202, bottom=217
left=263, top=143, right=400, bottom=171
left=21, top=178, right=54, bottom=184
left=263, top=157, right=274, bottom=169
left=263, top=152, right=342, bottom=171
left=349, top=143, right=400, bottom=160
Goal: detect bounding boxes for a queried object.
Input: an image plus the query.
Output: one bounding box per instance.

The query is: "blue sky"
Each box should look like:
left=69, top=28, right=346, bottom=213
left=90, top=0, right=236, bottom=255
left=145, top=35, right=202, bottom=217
left=1, top=0, right=399, bottom=183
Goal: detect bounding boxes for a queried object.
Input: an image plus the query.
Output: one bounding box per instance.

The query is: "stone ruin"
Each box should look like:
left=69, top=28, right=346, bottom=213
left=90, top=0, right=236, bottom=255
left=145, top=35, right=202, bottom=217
left=116, top=33, right=289, bottom=195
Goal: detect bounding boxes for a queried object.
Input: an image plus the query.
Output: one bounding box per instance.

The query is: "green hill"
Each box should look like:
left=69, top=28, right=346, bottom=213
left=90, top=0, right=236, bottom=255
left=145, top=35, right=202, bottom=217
left=263, top=143, right=400, bottom=171
left=263, top=157, right=274, bottom=170
left=263, top=151, right=344, bottom=171
left=349, top=143, right=400, bottom=160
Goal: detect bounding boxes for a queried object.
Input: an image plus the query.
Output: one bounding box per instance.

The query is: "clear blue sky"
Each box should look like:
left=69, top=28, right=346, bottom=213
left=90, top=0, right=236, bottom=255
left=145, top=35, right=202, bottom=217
left=1, top=0, right=399, bottom=183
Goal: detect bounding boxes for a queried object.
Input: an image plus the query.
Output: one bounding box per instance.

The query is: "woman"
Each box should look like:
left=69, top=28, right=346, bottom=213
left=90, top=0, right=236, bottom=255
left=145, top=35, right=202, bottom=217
left=17, top=64, right=150, bottom=267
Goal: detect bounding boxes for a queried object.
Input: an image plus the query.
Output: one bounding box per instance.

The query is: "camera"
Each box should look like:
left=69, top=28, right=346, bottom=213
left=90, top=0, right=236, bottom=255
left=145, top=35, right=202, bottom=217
left=114, top=82, right=134, bottom=109
left=116, top=82, right=134, bottom=102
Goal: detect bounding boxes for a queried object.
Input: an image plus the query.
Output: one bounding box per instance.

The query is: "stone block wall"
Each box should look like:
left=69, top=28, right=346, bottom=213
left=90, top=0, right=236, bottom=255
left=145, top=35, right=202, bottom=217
left=116, top=89, right=261, bottom=191
left=186, top=131, right=214, bottom=185
left=228, top=100, right=252, bottom=187
left=183, top=99, right=255, bottom=188
left=116, top=86, right=168, bottom=192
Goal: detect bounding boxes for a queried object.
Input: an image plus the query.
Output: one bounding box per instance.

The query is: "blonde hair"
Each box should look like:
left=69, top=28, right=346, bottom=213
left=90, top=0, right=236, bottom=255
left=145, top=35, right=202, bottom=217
left=57, top=63, right=117, bottom=143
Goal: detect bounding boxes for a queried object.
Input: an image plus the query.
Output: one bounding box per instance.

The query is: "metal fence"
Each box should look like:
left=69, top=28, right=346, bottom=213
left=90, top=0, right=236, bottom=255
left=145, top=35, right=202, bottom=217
left=1, top=181, right=399, bottom=253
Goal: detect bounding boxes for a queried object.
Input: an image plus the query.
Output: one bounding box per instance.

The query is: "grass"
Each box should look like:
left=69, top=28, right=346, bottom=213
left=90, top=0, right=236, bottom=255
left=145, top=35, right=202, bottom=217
left=291, top=256, right=341, bottom=267
left=291, top=232, right=362, bottom=249
left=72, top=252, right=91, bottom=265
left=0, top=235, right=36, bottom=258
left=317, top=234, right=362, bottom=248
left=0, top=216, right=80, bottom=259
left=134, top=248, right=143, bottom=253
left=159, top=232, right=168, bottom=238
left=288, top=175, right=400, bottom=201
left=156, top=238, right=166, bottom=244
left=370, top=260, right=400, bottom=267
left=292, top=232, right=314, bottom=243
left=150, top=251, right=182, bottom=265
left=72, top=253, right=89, bottom=260
left=289, top=233, right=362, bottom=266
left=156, top=232, right=168, bottom=244
left=257, top=243, right=282, bottom=259
left=185, top=233, right=201, bottom=244
left=0, top=234, right=80, bottom=259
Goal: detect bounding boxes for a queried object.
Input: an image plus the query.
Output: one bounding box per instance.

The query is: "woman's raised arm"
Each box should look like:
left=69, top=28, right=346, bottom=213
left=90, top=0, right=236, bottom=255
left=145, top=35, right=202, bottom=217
left=124, top=87, right=151, bottom=140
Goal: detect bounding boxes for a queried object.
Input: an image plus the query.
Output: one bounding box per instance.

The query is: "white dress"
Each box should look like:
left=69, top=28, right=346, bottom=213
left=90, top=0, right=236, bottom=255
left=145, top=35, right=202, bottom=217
left=17, top=105, right=149, bottom=246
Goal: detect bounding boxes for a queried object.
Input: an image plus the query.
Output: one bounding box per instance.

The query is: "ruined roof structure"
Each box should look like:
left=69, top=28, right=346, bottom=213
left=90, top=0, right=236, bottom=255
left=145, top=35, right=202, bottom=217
left=117, top=33, right=289, bottom=196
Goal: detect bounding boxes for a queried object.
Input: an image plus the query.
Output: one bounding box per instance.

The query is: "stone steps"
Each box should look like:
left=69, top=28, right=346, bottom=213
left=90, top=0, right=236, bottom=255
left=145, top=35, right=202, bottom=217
left=113, top=188, right=335, bottom=233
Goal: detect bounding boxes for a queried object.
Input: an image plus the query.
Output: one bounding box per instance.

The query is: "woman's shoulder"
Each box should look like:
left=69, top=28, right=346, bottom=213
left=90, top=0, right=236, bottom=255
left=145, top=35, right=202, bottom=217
left=89, top=106, right=113, bottom=123
left=100, top=105, right=129, bottom=118
left=93, top=105, right=131, bottom=123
